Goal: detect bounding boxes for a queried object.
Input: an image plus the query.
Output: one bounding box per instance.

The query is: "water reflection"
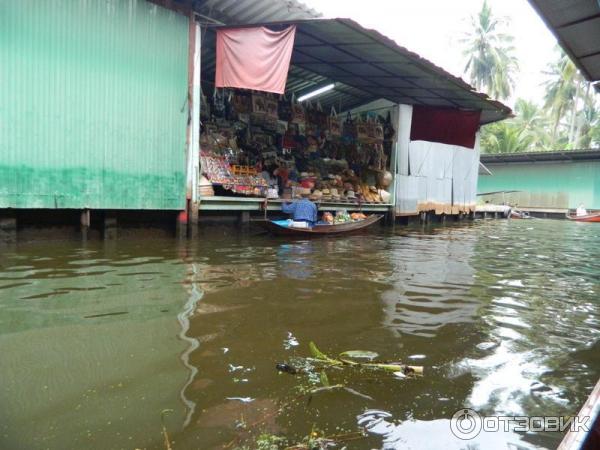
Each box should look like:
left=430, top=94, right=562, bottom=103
left=0, top=220, right=599, bottom=449
left=381, top=229, right=479, bottom=338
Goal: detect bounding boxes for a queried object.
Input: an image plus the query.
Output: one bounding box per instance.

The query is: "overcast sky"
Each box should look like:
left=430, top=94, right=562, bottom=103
left=300, top=0, right=558, bottom=108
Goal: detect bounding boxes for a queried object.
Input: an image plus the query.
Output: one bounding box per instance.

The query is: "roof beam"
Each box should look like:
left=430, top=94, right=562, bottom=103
left=556, top=12, right=600, bottom=30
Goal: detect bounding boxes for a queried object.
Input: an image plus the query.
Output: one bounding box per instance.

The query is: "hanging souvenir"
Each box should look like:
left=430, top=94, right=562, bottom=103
left=265, top=97, right=279, bottom=119
left=384, top=111, right=396, bottom=141
left=328, top=107, right=341, bottom=137
left=251, top=93, right=267, bottom=115
left=233, top=92, right=251, bottom=114
left=291, top=94, right=305, bottom=126
left=315, top=101, right=328, bottom=130
left=356, top=116, right=369, bottom=141
left=278, top=94, right=292, bottom=122
left=374, top=119, right=384, bottom=142
left=343, top=111, right=356, bottom=139
left=213, top=89, right=226, bottom=117
left=366, top=117, right=376, bottom=142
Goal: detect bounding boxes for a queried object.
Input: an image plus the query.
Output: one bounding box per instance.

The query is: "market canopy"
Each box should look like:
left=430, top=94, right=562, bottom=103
left=527, top=0, right=600, bottom=91
left=203, top=18, right=512, bottom=125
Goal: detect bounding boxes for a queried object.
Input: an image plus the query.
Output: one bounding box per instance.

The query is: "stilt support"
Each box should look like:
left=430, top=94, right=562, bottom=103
left=104, top=212, right=117, bottom=240
left=0, top=214, right=17, bottom=244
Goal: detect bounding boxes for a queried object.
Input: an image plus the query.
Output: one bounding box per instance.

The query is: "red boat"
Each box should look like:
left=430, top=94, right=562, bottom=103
left=565, top=211, right=600, bottom=222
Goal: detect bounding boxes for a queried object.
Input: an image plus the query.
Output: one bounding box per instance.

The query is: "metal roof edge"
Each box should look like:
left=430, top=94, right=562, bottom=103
left=480, top=148, right=600, bottom=163
left=335, top=18, right=512, bottom=118
left=526, top=0, right=596, bottom=82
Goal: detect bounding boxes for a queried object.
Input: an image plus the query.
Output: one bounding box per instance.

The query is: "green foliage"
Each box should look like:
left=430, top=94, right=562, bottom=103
left=255, top=433, right=287, bottom=450
left=479, top=49, right=600, bottom=153
left=461, top=0, right=518, bottom=100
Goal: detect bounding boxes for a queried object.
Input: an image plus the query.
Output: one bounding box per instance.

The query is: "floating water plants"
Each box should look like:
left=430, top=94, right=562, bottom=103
left=278, top=342, right=424, bottom=377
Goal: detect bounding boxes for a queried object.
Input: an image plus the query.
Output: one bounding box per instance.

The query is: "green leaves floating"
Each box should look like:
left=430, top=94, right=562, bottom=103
left=308, top=341, right=423, bottom=376
left=339, top=350, right=379, bottom=360
left=309, top=341, right=342, bottom=365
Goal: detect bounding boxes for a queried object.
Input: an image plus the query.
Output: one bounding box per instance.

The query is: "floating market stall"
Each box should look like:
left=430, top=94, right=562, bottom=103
left=194, top=17, right=512, bottom=218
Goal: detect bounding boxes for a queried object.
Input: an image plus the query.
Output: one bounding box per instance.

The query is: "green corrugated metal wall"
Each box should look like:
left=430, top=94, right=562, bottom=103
left=478, top=161, right=600, bottom=209
left=1, top=0, right=189, bottom=209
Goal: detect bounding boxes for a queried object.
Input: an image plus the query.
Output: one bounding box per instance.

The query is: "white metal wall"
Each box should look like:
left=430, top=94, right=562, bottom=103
left=395, top=105, right=481, bottom=215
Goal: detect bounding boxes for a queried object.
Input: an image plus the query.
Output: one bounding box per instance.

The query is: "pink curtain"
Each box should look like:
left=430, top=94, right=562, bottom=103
left=215, top=26, right=296, bottom=95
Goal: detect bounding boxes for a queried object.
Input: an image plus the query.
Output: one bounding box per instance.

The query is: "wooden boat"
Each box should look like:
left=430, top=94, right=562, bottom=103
left=558, top=377, right=600, bottom=450
left=259, top=214, right=384, bottom=236
left=565, top=211, right=600, bottom=222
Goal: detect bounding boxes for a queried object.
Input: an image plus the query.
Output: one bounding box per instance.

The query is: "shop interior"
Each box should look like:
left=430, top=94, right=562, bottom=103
left=197, top=18, right=510, bottom=214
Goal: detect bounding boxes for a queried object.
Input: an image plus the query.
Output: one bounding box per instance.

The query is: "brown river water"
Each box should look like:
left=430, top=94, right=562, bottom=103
left=1, top=219, right=599, bottom=450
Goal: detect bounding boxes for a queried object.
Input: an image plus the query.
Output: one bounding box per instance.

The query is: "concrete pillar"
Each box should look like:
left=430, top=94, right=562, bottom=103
left=0, top=214, right=17, bottom=244
left=104, top=212, right=117, bottom=240
left=80, top=209, right=90, bottom=240
left=420, top=211, right=427, bottom=224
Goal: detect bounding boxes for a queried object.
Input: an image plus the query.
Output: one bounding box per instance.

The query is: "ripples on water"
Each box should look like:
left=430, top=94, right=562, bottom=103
left=0, top=219, right=598, bottom=449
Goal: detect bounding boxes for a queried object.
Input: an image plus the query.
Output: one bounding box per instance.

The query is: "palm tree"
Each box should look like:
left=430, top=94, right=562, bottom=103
left=480, top=121, right=533, bottom=153
left=512, top=99, right=551, bottom=149
left=461, top=0, right=519, bottom=100
left=543, top=50, right=579, bottom=146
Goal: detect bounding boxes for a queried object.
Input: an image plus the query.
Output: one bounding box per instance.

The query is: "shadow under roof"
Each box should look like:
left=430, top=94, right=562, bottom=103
left=203, top=18, right=512, bottom=125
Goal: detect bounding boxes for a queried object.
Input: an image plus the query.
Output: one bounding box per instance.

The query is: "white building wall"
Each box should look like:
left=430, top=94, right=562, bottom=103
left=395, top=104, right=481, bottom=215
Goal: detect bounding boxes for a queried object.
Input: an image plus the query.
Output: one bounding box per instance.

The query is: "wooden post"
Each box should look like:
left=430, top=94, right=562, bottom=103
left=239, top=211, right=250, bottom=226
left=104, top=212, right=117, bottom=240
left=0, top=213, right=17, bottom=244
left=189, top=201, right=199, bottom=239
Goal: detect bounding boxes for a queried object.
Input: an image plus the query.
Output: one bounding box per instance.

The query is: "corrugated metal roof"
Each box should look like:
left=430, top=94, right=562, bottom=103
left=527, top=0, right=600, bottom=84
left=201, top=18, right=512, bottom=124
left=480, top=148, right=600, bottom=163
left=195, top=0, right=321, bottom=23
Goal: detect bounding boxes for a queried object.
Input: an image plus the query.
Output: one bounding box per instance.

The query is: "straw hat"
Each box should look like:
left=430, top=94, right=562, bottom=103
left=312, top=189, right=323, bottom=200
left=346, top=190, right=357, bottom=199
left=330, top=188, right=340, bottom=200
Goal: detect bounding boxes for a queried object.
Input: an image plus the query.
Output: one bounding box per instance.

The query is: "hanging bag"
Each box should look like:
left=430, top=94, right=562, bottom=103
left=328, top=107, right=341, bottom=137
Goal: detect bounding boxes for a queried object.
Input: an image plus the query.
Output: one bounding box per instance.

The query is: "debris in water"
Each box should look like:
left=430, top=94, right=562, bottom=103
left=408, top=354, right=426, bottom=360
left=308, top=342, right=424, bottom=376
left=284, top=332, right=300, bottom=349
left=339, top=350, right=379, bottom=360
left=222, top=347, right=229, bottom=354
left=276, top=363, right=300, bottom=374
left=226, top=397, right=254, bottom=403
left=228, top=364, right=244, bottom=372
